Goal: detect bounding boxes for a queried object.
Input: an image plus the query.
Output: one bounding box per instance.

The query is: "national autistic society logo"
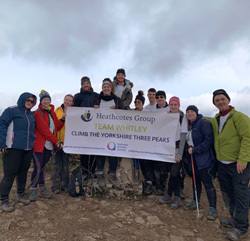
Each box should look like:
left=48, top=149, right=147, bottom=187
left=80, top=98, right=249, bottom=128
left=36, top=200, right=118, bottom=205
left=81, top=110, right=93, bottom=122
left=107, top=142, right=116, bottom=150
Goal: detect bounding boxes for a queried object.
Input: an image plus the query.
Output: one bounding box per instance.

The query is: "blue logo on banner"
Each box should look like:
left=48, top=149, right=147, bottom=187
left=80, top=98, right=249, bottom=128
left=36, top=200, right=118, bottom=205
left=81, top=110, right=93, bottom=122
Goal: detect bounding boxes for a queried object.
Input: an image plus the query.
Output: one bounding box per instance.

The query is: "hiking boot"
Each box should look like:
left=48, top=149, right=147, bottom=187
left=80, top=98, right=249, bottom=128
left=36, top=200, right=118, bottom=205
left=158, top=193, right=172, bottom=204
left=30, top=188, right=37, bottom=202
left=185, top=199, right=200, bottom=210
left=227, top=228, right=247, bottom=240
left=53, top=189, right=61, bottom=194
left=1, top=201, right=15, bottom=212
left=170, top=196, right=182, bottom=210
left=220, top=217, right=234, bottom=228
left=39, top=187, right=52, bottom=199
left=207, top=207, right=218, bottom=221
left=108, top=174, right=122, bottom=190
left=62, top=186, right=69, bottom=193
left=180, top=189, right=185, bottom=200
left=143, top=182, right=153, bottom=195
left=155, top=189, right=164, bottom=195
left=97, top=174, right=106, bottom=190
left=18, top=194, right=30, bottom=205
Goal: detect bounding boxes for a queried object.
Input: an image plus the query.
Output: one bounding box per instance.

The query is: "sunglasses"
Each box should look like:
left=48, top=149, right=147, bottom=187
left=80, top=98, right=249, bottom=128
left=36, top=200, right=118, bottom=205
left=134, top=100, right=142, bottom=104
left=156, top=95, right=165, bottom=99
left=26, top=99, right=34, bottom=104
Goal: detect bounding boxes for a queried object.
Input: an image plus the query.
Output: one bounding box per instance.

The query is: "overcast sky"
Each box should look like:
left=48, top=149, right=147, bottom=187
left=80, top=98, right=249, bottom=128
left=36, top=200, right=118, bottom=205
left=1, top=0, right=250, bottom=117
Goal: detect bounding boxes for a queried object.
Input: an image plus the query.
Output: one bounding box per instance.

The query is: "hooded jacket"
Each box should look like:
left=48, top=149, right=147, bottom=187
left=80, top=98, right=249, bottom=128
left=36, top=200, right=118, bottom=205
left=0, top=92, right=37, bottom=150
left=210, top=107, right=250, bottom=166
left=33, top=103, right=64, bottom=153
left=112, top=78, right=133, bottom=110
left=189, top=114, right=216, bottom=170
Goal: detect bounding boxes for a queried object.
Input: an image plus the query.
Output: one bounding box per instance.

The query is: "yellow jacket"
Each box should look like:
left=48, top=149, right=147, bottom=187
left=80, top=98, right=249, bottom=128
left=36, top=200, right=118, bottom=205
left=55, top=106, right=65, bottom=142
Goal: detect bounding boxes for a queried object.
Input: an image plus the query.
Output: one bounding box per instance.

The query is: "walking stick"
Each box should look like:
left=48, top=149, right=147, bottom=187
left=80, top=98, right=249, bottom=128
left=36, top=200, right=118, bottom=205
left=13, top=147, right=60, bottom=207
left=190, top=153, right=200, bottom=218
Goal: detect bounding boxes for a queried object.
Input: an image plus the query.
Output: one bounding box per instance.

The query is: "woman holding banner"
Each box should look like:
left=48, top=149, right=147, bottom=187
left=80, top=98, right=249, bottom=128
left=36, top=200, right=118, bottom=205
left=158, top=97, right=188, bottom=209
left=93, top=78, right=123, bottom=190
left=133, top=91, right=156, bottom=193
left=51, top=94, right=74, bottom=194
left=185, top=105, right=217, bottom=221
left=30, top=90, right=64, bottom=202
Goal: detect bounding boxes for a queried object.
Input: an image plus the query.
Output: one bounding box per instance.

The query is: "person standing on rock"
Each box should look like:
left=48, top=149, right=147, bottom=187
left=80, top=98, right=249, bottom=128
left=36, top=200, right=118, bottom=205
left=140, top=90, right=170, bottom=195
left=211, top=89, right=250, bottom=240
left=185, top=105, right=218, bottom=221
left=73, top=76, right=99, bottom=183
left=112, top=69, right=134, bottom=185
left=0, top=92, right=37, bottom=212
left=30, top=90, right=64, bottom=202
left=93, top=78, right=123, bottom=190
left=112, top=68, right=133, bottom=110
left=152, top=90, right=170, bottom=195
left=158, top=96, right=188, bottom=210
left=144, top=88, right=157, bottom=111
left=51, top=94, right=74, bottom=194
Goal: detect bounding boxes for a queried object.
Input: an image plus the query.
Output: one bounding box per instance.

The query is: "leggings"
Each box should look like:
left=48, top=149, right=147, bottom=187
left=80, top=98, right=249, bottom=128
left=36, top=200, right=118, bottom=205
left=31, top=148, right=52, bottom=188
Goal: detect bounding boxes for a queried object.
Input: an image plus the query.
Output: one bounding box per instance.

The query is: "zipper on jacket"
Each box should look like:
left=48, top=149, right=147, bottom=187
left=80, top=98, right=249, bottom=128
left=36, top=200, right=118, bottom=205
left=25, top=109, right=30, bottom=149
left=216, top=113, right=231, bottom=134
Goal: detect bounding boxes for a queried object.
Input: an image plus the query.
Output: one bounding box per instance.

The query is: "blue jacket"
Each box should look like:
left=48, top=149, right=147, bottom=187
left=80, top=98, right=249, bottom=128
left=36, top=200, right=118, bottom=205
left=190, top=114, right=216, bottom=171
left=73, top=87, right=99, bottom=107
left=0, top=92, right=37, bottom=150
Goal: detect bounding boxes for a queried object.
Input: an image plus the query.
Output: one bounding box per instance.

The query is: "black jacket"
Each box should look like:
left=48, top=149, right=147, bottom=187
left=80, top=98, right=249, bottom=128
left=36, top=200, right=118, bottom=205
left=93, top=92, right=124, bottom=109
left=74, top=87, right=99, bottom=107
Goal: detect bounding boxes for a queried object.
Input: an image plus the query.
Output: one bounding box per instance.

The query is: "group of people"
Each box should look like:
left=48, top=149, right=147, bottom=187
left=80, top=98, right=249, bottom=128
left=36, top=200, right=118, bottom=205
left=0, top=68, right=250, bottom=241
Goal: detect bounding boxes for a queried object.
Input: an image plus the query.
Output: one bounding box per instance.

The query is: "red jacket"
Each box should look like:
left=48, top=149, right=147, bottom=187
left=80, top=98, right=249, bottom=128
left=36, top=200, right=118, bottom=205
left=33, top=104, right=64, bottom=153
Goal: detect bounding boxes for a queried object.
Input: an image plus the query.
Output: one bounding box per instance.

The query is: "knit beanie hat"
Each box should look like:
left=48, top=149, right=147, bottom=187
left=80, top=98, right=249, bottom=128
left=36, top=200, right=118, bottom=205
left=39, top=90, right=51, bottom=103
left=64, top=94, right=74, bottom=101
left=212, top=89, right=230, bottom=104
left=186, top=105, right=199, bottom=115
left=135, top=91, right=145, bottom=104
left=116, top=68, right=126, bottom=76
left=81, top=76, right=91, bottom=85
left=169, top=96, right=180, bottom=107
left=156, top=90, right=166, bottom=99
left=102, top=78, right=113, bottom=88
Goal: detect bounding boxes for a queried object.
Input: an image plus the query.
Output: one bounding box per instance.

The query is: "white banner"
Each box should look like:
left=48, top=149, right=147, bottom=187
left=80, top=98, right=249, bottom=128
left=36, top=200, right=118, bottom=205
left=64, top=107, right=179, bottom=163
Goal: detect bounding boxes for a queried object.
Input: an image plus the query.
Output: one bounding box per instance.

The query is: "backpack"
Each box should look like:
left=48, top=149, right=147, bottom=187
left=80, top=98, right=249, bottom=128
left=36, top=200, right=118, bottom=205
left=249, top=187, right=250, bottom=207
left=68, top=166, right=85, bottom=197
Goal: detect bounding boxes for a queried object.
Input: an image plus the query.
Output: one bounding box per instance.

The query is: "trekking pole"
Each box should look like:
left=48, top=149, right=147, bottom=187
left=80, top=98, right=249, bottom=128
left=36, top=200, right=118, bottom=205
left=133, top=159, right=136, bottom=183
left=13, top=147, right=61, bottom=207
left=88, top=156, right=97, bottom=197
left=190, top=152, right=200, bottom=217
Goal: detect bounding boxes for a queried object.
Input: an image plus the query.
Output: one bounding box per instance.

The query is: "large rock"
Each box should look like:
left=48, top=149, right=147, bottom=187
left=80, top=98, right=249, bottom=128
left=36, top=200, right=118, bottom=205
left=15, top=209, right=24, bottom=216
left=19, top=221, right=30, bottom=228
left=62, top=212, right=73, bottom=220
left=66, top=203, right=79, bottom=211
left=179, top=229, right=195, bottom=237
left=147, top=215, right=164, bottom=226
left=35, top=201, right=49, bottom=210
left=135, top=216, right=145, bottom=225
left=170, top=235, right=184, bottom=241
